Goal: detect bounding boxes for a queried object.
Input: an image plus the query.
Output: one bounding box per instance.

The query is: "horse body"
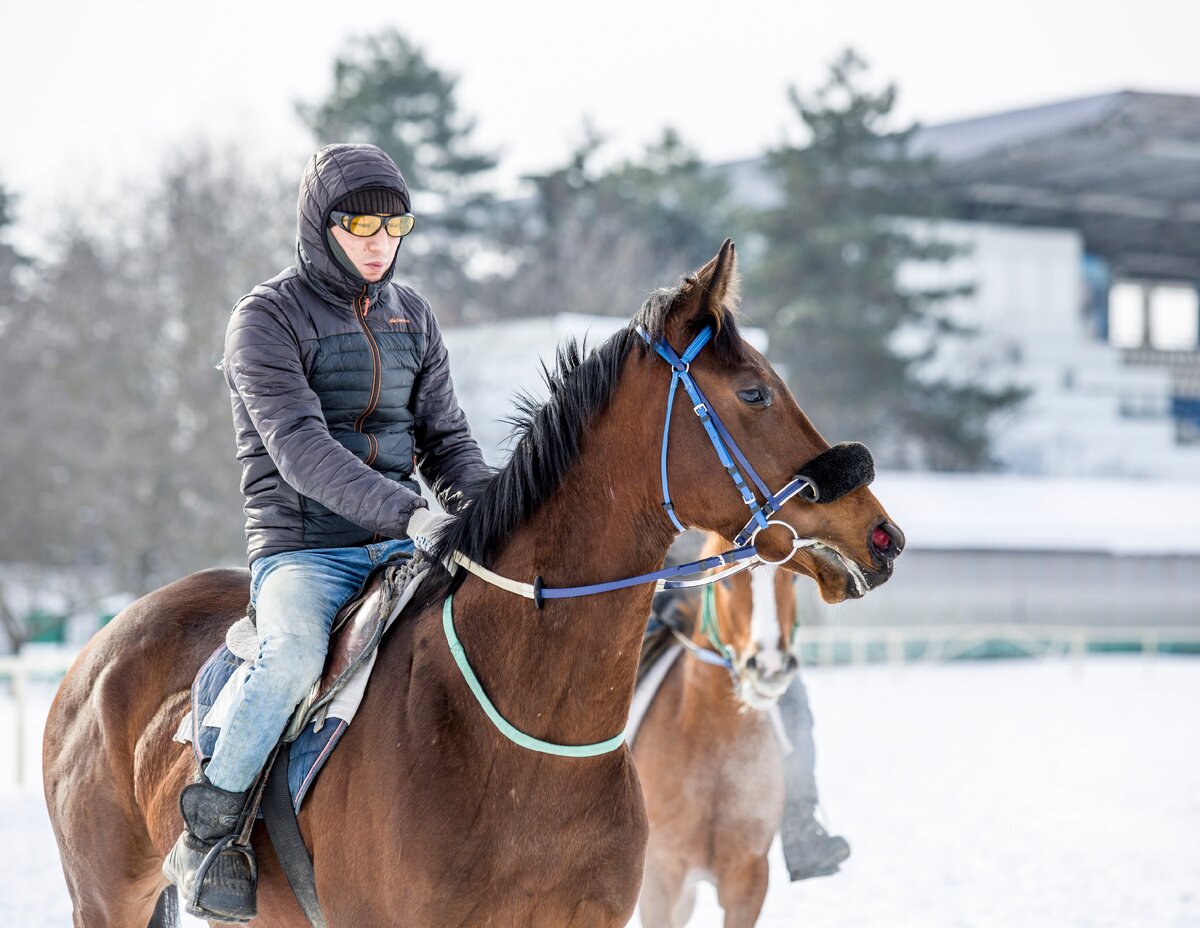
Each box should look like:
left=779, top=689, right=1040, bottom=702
left=634, top=534, right=805, bottom=928
left=44, top=242, right=901, bottom=927
left=46, top=381, right=667, bottom=928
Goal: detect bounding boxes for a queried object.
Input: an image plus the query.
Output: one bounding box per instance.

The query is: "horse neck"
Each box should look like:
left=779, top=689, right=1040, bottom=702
left=678, top=595, right=752, bottom=728
left=447, top=362, right=680, bottom=747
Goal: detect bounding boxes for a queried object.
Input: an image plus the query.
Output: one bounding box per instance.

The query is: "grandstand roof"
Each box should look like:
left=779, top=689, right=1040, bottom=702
left=724, top=91, right=1200, bottom=281
left=911, top=92, right=1200, bottom=280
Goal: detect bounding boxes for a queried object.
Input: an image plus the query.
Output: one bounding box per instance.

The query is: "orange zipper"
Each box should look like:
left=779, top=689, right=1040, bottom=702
left=352, top=288, right=383, bottom=466
left=353, top=288, right=384, bottom=544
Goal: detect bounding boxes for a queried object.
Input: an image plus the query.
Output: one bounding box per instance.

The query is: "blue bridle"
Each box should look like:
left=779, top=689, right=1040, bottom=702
left=637, top=325, right=817, bottom=549
left=431, top=324, right=872, bottom=757
left=426, top=323, right=874, bottom=606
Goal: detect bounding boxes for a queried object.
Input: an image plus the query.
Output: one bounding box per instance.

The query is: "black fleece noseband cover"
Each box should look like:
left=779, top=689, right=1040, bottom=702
left=796, top=441, right=875, bottom=503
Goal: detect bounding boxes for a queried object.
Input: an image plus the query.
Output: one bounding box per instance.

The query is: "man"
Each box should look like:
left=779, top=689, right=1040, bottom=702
left=778, top=676, right=852, bottom=881
left=163, top=142, right=489, bottom=922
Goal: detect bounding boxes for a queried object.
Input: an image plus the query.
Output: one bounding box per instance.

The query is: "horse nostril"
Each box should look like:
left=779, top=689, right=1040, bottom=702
left=784, top=653, right=799, bottom=673
left=871, top=520, right=905, bottom=560
left=745, top=654, right=758, bottom=671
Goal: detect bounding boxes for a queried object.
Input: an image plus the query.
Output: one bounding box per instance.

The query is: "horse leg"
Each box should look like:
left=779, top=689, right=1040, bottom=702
left=715, top=853, right=769, bottom=928
left=45, top=711, right=175, bottom=928
left=48, top=792, right=167, bottom=928
left=638, top=849, right=689, bottom=928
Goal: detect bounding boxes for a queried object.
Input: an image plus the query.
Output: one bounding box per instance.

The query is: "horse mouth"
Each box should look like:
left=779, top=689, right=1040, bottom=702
left=803, top=542, right=890, bottom=602
left=735, top=673, right=795, bottom=710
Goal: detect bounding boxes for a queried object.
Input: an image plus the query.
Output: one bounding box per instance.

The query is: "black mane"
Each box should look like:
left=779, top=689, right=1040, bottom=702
left=430, top=278, right=750, bottom=571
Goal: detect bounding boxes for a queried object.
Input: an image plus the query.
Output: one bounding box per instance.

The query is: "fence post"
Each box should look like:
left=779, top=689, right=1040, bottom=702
left=13, top=658, right=27, bottom=788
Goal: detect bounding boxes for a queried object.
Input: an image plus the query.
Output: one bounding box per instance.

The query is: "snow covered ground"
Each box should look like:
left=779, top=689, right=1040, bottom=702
left=3, top=655, right=1198, bottom=927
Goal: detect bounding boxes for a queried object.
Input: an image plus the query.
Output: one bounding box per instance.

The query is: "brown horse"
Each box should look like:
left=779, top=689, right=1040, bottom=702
left=43, top=241, right=901, bottom=928
left=633, top=531, right=805, bottom=928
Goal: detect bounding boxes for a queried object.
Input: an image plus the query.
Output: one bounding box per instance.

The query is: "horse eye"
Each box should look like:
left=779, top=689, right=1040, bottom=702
left=737, top=387, right=771, bottom=407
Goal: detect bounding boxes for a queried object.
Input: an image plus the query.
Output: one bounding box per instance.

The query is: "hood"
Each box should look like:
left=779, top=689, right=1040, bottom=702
left=296, top=143, right=411, bottom=303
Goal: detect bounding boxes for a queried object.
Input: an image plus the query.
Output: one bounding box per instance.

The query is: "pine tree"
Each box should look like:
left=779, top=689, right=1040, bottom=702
left=750, top=50, right=1024, bottom=470
left=491, top=126, right=737, bottom=320
left=297, top=29, right=496, bottom=209
left=297, top=29, right=499, bottom=321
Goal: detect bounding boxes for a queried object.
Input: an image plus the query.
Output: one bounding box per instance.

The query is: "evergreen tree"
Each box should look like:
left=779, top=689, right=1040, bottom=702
left=492, top=126, right=738, bottom=320
left=297, top=29, right=499, bottom=322
left=749, top=50, right=1024, bottom=470
left=297, top=29, right=495, bottom=209
left=0, top=182, right=26, bottom=306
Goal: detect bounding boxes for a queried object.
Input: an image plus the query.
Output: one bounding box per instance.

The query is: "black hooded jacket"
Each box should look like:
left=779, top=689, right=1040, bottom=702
left=223, top=143, right=489, bottom=565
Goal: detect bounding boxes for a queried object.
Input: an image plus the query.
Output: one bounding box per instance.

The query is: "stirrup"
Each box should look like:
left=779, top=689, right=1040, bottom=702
left=183, top=834, right=258, bottom=923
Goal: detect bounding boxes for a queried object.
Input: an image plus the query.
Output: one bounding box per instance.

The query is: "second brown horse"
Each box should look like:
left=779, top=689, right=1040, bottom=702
left=634, top=531, right=809, bottom=928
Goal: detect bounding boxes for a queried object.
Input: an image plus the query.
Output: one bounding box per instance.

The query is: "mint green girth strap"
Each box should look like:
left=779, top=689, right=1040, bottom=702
left=441, top=595, right=626, bottom=758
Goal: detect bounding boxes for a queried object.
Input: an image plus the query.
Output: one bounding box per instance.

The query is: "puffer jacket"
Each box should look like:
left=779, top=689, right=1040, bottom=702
left=223, top=143, right=489, bottom=565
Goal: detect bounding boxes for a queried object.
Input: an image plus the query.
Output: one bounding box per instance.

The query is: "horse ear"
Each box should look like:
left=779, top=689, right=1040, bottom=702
left=668, top=239, right=740, bottom=343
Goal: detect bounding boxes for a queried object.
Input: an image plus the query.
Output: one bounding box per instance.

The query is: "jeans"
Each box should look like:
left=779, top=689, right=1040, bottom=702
left=205, top=538, right=414, bottom=792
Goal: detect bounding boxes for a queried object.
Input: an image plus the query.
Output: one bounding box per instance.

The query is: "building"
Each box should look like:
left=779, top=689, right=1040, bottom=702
left=725, top=91, right=1200, bottom=478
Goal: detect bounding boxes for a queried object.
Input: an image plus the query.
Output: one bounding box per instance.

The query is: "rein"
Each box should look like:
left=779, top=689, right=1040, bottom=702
left=661, top=584, right=734, bottom=671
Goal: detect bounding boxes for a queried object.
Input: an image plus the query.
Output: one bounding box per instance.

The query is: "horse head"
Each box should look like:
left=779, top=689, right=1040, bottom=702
left=693, top=532, right=800, bottom=708
left=636, top=239, right=904, bottom=605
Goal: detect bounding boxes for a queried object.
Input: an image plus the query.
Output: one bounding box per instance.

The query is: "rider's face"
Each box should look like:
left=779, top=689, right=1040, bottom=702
left=328, top=222, right=402, bottom=283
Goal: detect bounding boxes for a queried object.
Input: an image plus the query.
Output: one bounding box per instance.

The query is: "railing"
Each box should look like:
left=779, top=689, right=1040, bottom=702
left=3, top=626, right=1199, bottom=786
left=0, top=651, right=76, bottom=788
left=796, top=624, right=1200, bottom=666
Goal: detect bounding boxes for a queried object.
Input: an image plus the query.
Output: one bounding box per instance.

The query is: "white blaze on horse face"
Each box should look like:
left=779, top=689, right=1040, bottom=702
left=749, top=564, right=786, bottom=676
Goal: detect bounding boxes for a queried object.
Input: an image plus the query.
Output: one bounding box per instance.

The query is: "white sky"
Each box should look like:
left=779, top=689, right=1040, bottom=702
left=2, top=0, right=1199, bottom=225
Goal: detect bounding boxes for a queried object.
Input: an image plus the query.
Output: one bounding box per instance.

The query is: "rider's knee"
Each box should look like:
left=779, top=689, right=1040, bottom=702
left=259, top=633, right=326, bottom=698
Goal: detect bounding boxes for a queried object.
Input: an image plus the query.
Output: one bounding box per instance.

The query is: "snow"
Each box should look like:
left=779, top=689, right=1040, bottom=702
left=4, top=656, right=1199, bottom=927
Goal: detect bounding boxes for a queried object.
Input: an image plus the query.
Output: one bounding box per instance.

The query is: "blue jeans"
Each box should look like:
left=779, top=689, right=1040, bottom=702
left=205, top=539, right=414, bottom=792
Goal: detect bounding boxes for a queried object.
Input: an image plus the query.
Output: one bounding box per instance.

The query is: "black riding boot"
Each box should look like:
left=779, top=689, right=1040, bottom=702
left=161, top=775, right=258, bottom=924
left=781, top=810, right=851, bottom=881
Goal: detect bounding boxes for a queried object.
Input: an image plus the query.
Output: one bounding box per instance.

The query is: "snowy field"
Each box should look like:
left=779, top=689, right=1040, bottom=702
left=3, top=655, right=1198, bottom=928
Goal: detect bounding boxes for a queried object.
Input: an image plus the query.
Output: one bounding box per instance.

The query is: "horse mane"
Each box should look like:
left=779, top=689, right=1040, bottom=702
left=429, top=277, right=751, bottom=575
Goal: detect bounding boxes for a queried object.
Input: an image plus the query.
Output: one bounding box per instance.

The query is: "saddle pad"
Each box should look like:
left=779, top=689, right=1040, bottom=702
left=176, top=643, right=349, bottom=813
left=625, top=643, right=683, bottom=748
left=173, top=562, right=428, bottom=812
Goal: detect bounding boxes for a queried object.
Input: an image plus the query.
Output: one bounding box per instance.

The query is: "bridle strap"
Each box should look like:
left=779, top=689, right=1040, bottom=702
left=642, top=327, right=773, bottom=537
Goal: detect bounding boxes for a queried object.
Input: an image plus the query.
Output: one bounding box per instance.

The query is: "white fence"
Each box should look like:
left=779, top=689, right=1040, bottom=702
left=0, top=652, right=76, bottom=788
left=4, top=626, right=1199, bottom=787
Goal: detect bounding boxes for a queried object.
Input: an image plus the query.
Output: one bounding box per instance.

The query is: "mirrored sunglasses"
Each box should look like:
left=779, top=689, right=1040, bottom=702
left=330, top=211, right=416, bottom=238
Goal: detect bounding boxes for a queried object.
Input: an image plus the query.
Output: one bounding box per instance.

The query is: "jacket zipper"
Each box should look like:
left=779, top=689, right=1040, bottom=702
left=352, top=287, right=384, bottom=543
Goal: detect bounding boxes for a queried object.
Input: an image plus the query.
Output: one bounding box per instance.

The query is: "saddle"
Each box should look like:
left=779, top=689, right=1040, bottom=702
left=175, top=555, right=429, bottom=812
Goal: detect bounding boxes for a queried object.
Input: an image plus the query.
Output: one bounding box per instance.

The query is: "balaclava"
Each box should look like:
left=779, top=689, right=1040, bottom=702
left=325, top=186, right=410, bottom=280
left=295, top=144, right=412, bottom=302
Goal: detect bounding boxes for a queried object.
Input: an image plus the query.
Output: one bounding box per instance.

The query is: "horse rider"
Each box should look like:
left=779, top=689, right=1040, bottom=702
left=778, top=674, right=852, bottom=880
left=163, top=142, right=491, bottom=922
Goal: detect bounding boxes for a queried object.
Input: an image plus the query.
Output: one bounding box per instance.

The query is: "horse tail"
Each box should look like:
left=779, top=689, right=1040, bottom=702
left=147, top=887, right=179, bottom=928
